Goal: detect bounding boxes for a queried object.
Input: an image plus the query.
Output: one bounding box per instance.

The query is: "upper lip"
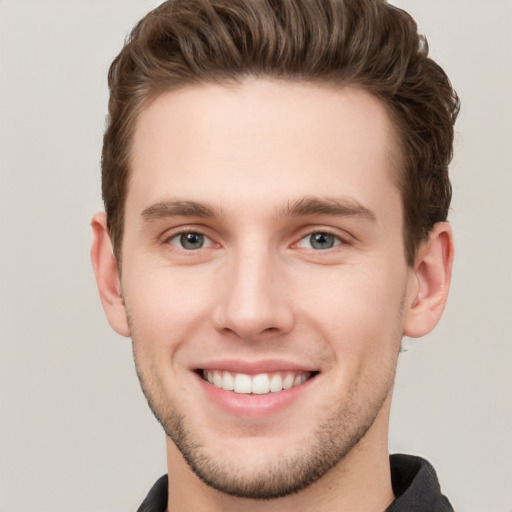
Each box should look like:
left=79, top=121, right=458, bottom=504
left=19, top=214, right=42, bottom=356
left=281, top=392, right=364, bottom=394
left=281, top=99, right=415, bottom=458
left=193, top=359, right=319, bottom=374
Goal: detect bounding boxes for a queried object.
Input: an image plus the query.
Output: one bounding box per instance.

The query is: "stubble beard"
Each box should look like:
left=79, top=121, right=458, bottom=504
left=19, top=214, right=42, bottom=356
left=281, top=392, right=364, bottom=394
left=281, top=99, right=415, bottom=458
left=131, top=341, right=399, bottom=500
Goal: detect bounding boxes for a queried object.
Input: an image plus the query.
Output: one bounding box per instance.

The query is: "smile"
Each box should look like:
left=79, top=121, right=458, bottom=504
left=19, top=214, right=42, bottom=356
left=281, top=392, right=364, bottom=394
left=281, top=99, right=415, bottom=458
left=202, top=370, right=315, bottom=394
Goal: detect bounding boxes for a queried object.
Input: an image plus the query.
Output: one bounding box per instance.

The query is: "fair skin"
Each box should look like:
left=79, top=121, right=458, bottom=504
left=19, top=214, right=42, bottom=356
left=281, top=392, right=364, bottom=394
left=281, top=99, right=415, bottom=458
left=91, top=79, right=453, bottom=512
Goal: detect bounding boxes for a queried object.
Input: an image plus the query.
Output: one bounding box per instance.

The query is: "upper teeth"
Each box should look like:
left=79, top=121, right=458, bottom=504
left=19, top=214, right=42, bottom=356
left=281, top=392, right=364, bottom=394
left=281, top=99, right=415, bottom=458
left=203, top=370, right=310, bottom=394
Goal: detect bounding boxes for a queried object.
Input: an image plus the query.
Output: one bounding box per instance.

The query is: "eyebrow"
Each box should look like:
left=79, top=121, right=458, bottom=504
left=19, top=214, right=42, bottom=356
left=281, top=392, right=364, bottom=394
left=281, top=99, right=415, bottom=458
left=140, top=200, right=220, bottom=223
left=140, top=196, right=377, bottom=224
left=277, top=196, right=377, bottom=221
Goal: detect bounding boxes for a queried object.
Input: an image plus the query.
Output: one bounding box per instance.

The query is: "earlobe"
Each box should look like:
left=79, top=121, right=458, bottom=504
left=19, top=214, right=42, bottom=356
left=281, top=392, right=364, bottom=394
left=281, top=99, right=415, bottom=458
left=403, top=222, right=454, bottom=338
left=90, top=212, right=130, bottom=338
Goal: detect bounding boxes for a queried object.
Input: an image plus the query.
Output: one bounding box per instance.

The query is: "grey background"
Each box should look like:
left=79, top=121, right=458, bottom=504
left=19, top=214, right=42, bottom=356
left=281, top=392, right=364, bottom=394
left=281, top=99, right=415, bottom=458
left=1, top=1, right=511, bottom=510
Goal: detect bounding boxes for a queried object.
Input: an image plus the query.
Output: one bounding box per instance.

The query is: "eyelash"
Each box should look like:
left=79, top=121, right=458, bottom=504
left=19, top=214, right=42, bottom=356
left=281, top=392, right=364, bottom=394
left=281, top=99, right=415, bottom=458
left=165, top=230, right=216, bottom=251
left=294, top=230, right=346, bottom=251
left=163, top=228, right=348, bottom=252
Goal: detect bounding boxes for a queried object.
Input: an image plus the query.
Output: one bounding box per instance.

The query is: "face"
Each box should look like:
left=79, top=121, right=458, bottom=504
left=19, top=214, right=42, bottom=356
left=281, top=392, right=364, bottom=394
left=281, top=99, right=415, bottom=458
left=117, top=80, right=417, bottom=498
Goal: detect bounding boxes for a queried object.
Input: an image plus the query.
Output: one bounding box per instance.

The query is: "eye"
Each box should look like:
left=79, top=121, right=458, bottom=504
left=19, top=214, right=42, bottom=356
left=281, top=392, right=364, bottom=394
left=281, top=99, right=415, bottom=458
left=168, top=232, right=212, bottom=250
left=297, top=232, right=342, bottom=250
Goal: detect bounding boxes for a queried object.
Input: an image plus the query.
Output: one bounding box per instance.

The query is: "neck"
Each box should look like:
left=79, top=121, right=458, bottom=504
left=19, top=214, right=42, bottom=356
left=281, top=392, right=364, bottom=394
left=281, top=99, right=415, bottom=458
left=165, top=397, right=395, bottom=512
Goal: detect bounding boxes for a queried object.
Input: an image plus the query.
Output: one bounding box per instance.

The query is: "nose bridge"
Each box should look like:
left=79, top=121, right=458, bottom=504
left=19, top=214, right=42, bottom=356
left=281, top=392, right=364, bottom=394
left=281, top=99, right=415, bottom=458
left=214, top=242, right=293, bottom=339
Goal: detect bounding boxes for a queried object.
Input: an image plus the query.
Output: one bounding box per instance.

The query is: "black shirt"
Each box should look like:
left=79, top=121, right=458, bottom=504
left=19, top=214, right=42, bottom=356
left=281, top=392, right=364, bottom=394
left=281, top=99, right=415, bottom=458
left=385, top=454, right=454, bottom=511
left=137, top=454, right=454, bottom=512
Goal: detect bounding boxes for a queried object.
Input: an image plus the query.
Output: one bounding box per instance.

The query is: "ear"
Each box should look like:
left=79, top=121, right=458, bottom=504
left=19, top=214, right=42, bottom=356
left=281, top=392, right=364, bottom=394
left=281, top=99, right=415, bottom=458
left=403, top=222, right=454, bottom=338
left=90, top=212, right=130, bottom=337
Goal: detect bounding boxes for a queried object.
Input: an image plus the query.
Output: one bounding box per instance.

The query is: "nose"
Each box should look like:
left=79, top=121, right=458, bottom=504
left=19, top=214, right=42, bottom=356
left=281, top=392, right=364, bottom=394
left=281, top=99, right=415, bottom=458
left=213, top=248, right=294, bottom=340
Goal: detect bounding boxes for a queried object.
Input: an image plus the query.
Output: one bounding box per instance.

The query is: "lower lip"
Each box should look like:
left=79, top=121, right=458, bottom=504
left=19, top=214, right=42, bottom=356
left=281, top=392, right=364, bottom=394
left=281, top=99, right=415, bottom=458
left=194, top=372, right=317, bottom=417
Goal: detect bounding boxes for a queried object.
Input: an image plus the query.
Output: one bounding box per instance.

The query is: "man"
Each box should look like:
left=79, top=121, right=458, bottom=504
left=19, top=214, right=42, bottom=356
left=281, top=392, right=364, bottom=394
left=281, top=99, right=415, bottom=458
left=91, top=0, right=459, bottom=510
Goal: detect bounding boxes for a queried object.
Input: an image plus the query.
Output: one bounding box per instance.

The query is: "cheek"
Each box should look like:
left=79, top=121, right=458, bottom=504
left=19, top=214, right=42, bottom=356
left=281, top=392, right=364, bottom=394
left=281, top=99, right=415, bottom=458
left=295, top=264, right=407, bottom=355
left=122, top=266, right=214, bottom=350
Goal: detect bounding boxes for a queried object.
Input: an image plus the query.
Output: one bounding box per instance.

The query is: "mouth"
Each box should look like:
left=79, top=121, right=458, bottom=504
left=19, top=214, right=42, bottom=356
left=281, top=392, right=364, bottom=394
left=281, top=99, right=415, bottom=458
left=199, top=369, right=319, bottom=395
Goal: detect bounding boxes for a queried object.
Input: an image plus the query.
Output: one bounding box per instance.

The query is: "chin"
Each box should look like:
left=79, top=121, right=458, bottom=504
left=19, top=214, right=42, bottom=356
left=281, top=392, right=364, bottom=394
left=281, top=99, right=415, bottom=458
left=142, top=379, right=389, bottom=500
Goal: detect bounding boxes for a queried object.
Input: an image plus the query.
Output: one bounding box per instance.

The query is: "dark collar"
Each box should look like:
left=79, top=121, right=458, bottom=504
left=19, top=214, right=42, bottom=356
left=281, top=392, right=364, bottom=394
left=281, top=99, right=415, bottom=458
left=386, top=454, right=454, bottom=511
left=137, top=454, right=453, bottom=511
left=136, top=474, right=168, bottom=512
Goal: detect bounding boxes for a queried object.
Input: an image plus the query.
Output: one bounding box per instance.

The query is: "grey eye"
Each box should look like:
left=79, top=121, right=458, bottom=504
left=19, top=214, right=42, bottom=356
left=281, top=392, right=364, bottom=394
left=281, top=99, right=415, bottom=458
left=308, top=233, right=338, bottom=250
left=179, top=232, right=205, bottom=250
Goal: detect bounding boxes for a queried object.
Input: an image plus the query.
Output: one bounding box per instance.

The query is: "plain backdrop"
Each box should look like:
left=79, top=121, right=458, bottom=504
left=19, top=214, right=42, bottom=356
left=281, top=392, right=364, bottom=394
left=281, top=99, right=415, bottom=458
left=1, top=1, right=511, bottom=511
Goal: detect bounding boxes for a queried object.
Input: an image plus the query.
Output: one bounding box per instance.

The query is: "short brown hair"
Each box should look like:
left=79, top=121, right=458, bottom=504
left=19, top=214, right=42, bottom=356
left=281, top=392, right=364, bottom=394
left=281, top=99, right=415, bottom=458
left=102, top=0, right=460, bottom=266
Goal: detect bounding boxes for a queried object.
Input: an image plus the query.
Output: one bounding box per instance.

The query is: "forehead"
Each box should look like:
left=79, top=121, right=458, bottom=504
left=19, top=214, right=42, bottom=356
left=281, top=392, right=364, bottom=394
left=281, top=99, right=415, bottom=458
left=127, top=79, right=401, bottom=222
